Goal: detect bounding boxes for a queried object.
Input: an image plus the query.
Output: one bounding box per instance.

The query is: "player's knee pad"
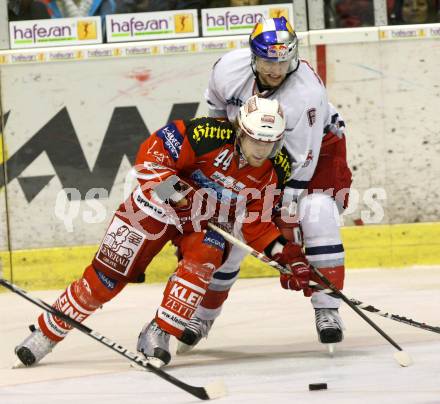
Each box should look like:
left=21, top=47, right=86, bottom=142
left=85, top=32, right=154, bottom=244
left=156, top=259, right=216, bottom=338
left=179, top=230, right=227, bottom=267
left=298, top=193, right=345, bottom=290
left=38, top=265, right=125, bottom=341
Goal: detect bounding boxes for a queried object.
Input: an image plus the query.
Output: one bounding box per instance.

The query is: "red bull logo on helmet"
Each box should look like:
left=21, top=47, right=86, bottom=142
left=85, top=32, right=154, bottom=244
left=267, top=44, right=288, bottom=58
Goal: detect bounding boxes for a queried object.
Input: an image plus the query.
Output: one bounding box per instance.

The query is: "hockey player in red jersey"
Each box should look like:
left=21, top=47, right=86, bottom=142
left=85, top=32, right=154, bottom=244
left=15, top=95, right=312, bottom=368
left=169, top=17, right=353, bottom=355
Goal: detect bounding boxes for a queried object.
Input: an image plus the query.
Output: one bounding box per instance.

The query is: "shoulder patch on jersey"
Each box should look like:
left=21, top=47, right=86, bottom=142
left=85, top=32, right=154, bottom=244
left=156, top=122, right=184, bottom=161
left=271, top=147, right=292, bottom=188
left=186, top=117, right=236, bottom=156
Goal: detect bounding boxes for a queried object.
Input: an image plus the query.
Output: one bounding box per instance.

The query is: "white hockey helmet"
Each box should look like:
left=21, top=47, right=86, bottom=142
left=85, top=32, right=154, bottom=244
left=238, top=95, right=286, bottom=145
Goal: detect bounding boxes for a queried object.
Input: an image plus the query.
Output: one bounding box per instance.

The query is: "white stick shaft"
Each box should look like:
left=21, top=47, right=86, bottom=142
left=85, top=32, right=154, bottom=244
left=207, top=223, right=253, bottom=254
left=207, top=223, right=291, bottom=275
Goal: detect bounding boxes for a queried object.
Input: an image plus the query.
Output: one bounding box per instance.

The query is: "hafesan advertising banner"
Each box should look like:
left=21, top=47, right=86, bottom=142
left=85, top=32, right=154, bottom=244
left=106, top=10, right=199, bottom=43
left=379, top=23, right=440, bottom=41
left=201, top=3, right=294, bottom=37
left=9, top=17, right=103, bottom=49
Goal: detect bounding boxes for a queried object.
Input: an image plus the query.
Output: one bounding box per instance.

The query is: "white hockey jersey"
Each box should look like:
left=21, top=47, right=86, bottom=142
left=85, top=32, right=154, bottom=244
left=205, top=48, right=341, bottom=199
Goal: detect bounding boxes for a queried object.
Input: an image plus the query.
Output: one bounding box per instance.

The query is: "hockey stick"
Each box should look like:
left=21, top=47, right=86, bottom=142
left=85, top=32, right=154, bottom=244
left=208, top=224, right=439, bottom=334
left=0, top=278, right=226, bottom=400
left=207, top=223, right=412, bottom=367
left=207, top=223, right=292, bottom=275
left=305, top=284, right=440, bottom=335
left=219, top=218, right=440, bottom=334
left=305, top=266, right=412, bottom=366
left=349, top=299, right=440, bottom=335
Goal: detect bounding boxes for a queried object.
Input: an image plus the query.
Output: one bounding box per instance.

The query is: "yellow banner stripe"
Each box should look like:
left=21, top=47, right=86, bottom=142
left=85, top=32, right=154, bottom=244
left=1, top=222, right=439, bottom=290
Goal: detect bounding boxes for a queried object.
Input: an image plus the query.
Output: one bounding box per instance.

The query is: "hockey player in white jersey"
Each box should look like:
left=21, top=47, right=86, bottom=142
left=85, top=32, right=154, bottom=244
left=173, top=17, right=353, bottom=352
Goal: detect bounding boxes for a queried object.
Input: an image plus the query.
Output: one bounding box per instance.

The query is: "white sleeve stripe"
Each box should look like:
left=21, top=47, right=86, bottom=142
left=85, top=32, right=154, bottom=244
left=133, top=168, right=173, bottom=181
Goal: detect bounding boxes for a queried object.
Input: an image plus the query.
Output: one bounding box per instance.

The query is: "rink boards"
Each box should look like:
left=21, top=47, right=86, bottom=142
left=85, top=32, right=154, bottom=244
left=0, top=26, right=439, bottom=288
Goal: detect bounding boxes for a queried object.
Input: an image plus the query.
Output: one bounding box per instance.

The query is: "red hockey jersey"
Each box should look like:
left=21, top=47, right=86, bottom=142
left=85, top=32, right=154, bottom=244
left=133, top=117, right=292, bottom=253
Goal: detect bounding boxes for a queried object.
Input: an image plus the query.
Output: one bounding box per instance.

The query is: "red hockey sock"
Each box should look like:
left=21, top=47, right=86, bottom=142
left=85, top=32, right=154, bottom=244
left=310, top=265, right=345, bottom=290
left=197, top=288, right=230, bottom=310
left=38, top=265, right=126, bottom=342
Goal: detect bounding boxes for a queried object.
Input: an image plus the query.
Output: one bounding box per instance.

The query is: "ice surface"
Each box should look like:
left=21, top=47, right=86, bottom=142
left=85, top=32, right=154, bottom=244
left=1, top=267, right=439, bottom=403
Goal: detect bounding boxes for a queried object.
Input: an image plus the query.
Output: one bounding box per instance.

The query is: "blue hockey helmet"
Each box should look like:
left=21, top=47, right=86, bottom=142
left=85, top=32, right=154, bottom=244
left=249, top=17, right=299, bottom=70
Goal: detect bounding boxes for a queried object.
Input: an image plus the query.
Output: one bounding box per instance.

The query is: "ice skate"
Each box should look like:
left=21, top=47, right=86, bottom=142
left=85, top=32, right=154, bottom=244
left=137, top=320, right=171, bottom=368
left=315, top=308, right=344, bottom=355
left=15, top=325, right=57, bottom=367
left=176, top=316, right=214, bottom=355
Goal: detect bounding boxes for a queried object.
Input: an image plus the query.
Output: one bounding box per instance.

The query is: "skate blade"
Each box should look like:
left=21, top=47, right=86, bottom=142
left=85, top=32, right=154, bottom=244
left=205, top=379, right=228, bottom=399
left=176, top=341, right=195, bottom=355
left=146, top=357, right=166, bottom=369
left=129, top=361, right=145, bottom=370
left=129, top=357, right=166, bottom=370
left=12, top=360, right=25, bottom=369
left=394, top=350, right=413, bottom=367
left=327, top=343, right=336, bottom=357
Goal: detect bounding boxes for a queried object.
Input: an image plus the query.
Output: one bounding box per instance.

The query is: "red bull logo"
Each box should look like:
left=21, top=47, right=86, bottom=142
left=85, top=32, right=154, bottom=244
left=267, top=44, right=288, bottom=58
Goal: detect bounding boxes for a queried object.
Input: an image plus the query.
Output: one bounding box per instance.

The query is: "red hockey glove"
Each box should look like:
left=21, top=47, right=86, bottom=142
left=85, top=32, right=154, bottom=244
left=272, top=242, right=313, bottom=297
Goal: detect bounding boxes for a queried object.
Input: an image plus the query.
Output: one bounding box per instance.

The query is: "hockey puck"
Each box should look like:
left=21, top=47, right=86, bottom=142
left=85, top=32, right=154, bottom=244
left=309, top=383, right=327, bottom=391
